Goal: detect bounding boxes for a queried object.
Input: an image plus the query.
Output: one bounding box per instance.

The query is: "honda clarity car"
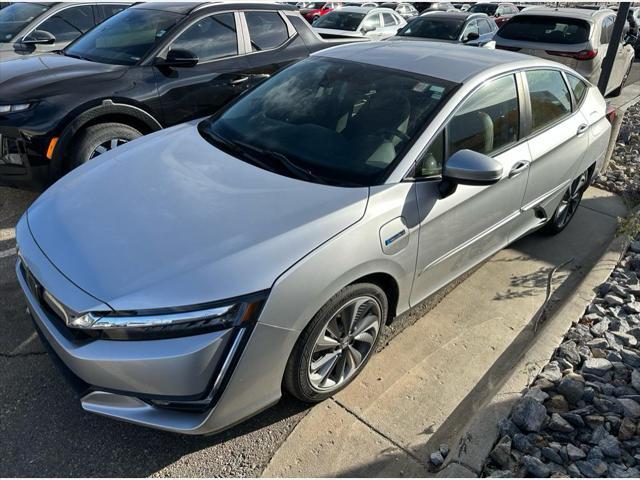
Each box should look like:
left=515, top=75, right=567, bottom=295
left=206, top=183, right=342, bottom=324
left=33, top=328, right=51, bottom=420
left=17, top=41, right=611, bottom=434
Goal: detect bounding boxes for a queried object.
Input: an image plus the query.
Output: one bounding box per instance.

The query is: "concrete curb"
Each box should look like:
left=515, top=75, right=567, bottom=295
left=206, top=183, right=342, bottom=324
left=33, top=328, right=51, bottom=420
left=437, top=231, right=631, bottom=477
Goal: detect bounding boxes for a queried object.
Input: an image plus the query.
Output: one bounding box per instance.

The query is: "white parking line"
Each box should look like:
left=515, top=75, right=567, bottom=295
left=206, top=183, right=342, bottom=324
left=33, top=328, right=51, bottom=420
left=0, top=247, right=17, bottom=259
left=0, top=227, right=16, bottom=242
left=10, top=332, right=37, bottom=356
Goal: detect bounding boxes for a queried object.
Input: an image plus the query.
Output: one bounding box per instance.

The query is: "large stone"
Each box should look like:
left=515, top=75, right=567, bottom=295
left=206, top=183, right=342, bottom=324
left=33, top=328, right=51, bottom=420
left=546, top=395, right=569, bottom=413
left=430, top=451, right=444, bottom=467
left=632, top=369, right=640, bottom=392
left=598, top=434, right=622, bottom=458
left=591, top=319, right=611, bottom=336
left=582, top=358, right=613, bottom=376
left=497, top=417, right=520, bottom=438
left=557, top=341, right=582, bottom=366
left=512, top=433, right=534, bottom=454
left=558, top=374, right=585, bottom=404
left=525, top=387, right=549, bottom=403
left=618, top=398, right=640, bottom=418
left=566, top=444, right=586, bottom=461
left=512, top=397, right=548, bottom=433
left=489, top=436, right=512, bottom=469
left=619, top=417, right=637, bottom=440
left=522, top=455, right=550, bottom=478
left=540, top=362, right=563, bottom=383
left=541, top=447, right=563, bottom=465
left=605, top=294, right=625, bottom=306
left=548, top=413, right=574, bottom=433
left=620, top=349, right=640, bottom=368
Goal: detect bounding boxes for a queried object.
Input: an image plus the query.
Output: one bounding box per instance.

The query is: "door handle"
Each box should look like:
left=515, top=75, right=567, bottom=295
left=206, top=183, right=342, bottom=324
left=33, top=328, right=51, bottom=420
left=228, top=76, right=250, bottom=86
left=577, top=123, right=589, bottom=135
left=508, top=161, right=530, bottom=178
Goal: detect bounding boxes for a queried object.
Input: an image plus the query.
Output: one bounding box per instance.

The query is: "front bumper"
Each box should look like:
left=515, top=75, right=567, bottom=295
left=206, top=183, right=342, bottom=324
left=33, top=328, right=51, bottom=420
left=15, top=217, right=299, bottom=434
left=0, top=125, right=53, bottom=191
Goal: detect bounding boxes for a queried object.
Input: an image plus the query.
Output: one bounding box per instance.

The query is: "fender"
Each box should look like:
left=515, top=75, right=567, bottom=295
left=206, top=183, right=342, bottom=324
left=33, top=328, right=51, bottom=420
left=49, top=99, right=164, bottom=177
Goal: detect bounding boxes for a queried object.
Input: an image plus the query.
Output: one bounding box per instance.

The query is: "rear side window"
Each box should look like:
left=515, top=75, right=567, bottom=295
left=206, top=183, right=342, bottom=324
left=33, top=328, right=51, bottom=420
left=479, top=19, right=493, bottom=35
left=245, top=11, right=289, bottom=51
left=171, top=13, right=238, bottom=62
left=498, top=15, right=590, bottom=45
left=38, top=5, right=95, bottom=43
left=566, top=73, right=588, bottom=105
left=448, top=74, right=519, bottom=157
left=600, top=15, right=614, bottom=44
left=526, top=70, right=572, bottom=133
left=382, top=12, right=397, bottom=26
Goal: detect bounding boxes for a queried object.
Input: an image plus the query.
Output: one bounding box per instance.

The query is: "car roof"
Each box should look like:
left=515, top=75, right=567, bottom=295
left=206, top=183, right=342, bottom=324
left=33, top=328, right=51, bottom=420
left=131, top=2, right=295, bottom=15
left=421, top=11, right=487, bottom=20
left=515, top=7, right=613, bottom=20
left=315, top=41, right=558, bottom=83
left=338, top=6, right=377, bottom=13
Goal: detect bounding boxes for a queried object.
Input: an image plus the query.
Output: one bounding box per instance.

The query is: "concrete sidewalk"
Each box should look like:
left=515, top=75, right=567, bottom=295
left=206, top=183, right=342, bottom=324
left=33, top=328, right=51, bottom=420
left=263, top=187, right=628, bottom=477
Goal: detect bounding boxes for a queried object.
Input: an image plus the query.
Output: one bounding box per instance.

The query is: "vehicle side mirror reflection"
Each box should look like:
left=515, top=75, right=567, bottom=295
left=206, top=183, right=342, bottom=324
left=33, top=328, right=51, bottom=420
left=464, top=31, right=479, bottom=43
left=155, top=49, right=199, bottom=68
left=361, top=25, right=375, bottom=33
left=442, top=149, right=503, bottom=189
left=22, top=30, right=56, bottom=45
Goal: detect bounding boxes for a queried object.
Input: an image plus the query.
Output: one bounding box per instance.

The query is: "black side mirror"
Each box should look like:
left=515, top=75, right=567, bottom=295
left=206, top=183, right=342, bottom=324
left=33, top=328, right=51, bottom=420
left=443, top=149, right=503, bottom=185
left=155, top=49, right=199, bottom=68
left=22, top=30, right=56, bottom=45
left=361, top=25, right=374, bottom=33
left=463, top=31, right=480, bottom=43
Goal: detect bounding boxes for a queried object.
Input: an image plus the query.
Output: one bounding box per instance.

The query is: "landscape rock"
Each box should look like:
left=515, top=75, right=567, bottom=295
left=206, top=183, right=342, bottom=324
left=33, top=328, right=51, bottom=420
left=522, top=455, right=551, bottom=478
left=512, top=397, right=548, bottom=433
left=548, top=413, right=574, bottom=433
left=558, top=374, right=585, bottom=404
left=582, top=358, right=613, bottom=377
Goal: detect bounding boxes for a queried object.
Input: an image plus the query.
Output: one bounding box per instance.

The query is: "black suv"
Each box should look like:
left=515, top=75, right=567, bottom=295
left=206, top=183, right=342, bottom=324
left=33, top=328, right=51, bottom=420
left=0, top=2, right=131, bottom=60
left=0, top=2, right=345, bottom=190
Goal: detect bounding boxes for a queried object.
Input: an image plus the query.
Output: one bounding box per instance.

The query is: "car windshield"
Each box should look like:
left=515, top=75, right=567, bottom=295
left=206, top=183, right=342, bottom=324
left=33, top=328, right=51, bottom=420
left=314, top=11, right=366, bottom=30
left=397, top=17, right=465, bottom=40
left=63, top=8, right=182, bottom=65
left=468, top=4, right=498, bottom=15
left=498, top=16, right=590, bottom=44
left=199, top=57, right=456, bottom=187
left=0, top=2, right=50, bottom=42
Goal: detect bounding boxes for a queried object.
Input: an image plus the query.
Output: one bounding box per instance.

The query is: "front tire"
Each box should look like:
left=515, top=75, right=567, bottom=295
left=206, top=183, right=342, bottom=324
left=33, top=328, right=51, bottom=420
left=68, top=122, right=142, bottom=171
left=284, top=283, right=387, bottom=402
left=541, top=171, right=588, bottom=235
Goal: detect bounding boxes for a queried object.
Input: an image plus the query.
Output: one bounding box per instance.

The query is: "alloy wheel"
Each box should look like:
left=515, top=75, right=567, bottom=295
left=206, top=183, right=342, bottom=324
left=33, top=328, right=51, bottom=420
left=89, top=138, right=129, bottom=159
left=555, top=172, right=587, bottom=230
left=308, top=295, right=382, bottom=392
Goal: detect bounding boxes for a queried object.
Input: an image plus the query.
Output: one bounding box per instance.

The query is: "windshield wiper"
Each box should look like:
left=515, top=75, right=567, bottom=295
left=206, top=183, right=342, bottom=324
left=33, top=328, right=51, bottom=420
left=201, top=129, right=281, bottom=175
left=62, top=51, right=92, bottom=61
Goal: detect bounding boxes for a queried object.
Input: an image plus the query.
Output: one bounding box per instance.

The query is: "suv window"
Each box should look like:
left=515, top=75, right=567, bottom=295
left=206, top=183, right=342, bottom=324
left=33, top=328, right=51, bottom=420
left=498, top=15, right=590, bottom=45
left=245, top=11, right=289, bottom=51
left=526, top=70, right=572, bottom=132
left=362, top=13, right=381, bottom=29
left=463, top=19, right=479, bottom=37
left=94, top=4, right=128, bottom=24
left=479, top=19, right=492, bottom=35
left=566, top=73, right=588, bottom=105
left=382, top=12, right=397, bottom=26
left=171, top=13, right=237, bottom=62
left=38, top=5, right=95, bottom=43
left=448, top=75, right=519, bottom=157
left=600, top=15, right=614, bottom=44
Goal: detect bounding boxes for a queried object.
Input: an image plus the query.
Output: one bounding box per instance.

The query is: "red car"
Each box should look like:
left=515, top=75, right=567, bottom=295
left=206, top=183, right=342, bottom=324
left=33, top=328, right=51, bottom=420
left=467, top=2, right=519, bottom=27
left=299, top=2, right=342, bottom=24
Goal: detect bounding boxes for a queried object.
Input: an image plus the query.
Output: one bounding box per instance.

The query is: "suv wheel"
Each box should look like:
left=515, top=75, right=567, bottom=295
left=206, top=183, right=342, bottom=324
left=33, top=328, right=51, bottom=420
left=69, top=122, right=142, bottom=170
left=542, top=170, right=588, bottom=235
left=284, top=283, right=387, bottom=402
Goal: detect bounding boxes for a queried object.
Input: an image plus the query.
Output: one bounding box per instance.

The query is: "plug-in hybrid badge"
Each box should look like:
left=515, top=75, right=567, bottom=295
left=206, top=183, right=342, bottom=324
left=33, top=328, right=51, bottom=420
left=380, top=217, right=409, bottom=255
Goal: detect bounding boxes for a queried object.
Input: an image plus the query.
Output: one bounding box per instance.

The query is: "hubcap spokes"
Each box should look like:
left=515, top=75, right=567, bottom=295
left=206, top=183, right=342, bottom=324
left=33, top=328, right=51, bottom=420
left=308, top=296, right=381, bottom=391
left=89, top=138, right=129, bottom=159
left=556, top=173, right=586, bottom=228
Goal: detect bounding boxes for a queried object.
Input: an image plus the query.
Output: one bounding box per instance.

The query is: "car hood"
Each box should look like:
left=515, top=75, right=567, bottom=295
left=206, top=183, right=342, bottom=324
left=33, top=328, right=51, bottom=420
left=388, top=36, right=457, bottom=44
left=0, top=53, right=125, bottom=101
left=27, top=122, right=369, bottom=312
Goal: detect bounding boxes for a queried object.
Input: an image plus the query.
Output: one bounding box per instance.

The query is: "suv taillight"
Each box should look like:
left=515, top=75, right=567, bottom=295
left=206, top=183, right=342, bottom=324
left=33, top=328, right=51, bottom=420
left=546, top=49, right=598, bottom=61
left=606, top=105, right=616, bottom=124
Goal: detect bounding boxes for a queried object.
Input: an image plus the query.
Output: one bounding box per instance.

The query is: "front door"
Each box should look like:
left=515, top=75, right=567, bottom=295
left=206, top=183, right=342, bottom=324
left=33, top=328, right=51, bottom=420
left=155, top=12, right=253, bottom=126
left=410, top=74, right=531, bottom=305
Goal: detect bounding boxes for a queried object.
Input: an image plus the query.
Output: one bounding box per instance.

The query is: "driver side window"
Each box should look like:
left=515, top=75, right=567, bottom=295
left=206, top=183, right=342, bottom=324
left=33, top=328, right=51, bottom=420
left=170, top=13, right=238, bottom=62
left=362, top=13, right=381, bottom=30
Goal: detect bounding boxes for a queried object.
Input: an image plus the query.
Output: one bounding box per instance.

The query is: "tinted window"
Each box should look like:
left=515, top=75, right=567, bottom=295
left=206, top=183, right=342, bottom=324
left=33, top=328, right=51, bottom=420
left=39, top=6, right=95, bottom=43
left=362, top=13, right=381, bottom=29
left=469, top=4, right=498, bottom=15
left=314, top=11, right=365, bottom=31
left=526, top=70, right=572, bottom=132
left=245, top=11, right=288, bottom=51
left=600, top=16, right=614, bottom=44
left=94, top=4, right=128, bottom=24
left=479, top=19, right=493, bottom=34
left=397, top=17, right=465, bottom=40
left=0, top=2, right=49, bottom=41
left=382, top=12, right=397, bottom=26
left=463, top=20, right=479, bottom=37
left=59, top=5, right=95, bottom=32
left=566, top=73, right=588, bottom=105
left=448, top=75, right=519, bottom=156
left=65, top=8, right=182, bottom=66
left=171, top=13, right=237, bottom=62
left=200, top=57, right=456, bottom=186
left=498, top=16, right=590, bottom=45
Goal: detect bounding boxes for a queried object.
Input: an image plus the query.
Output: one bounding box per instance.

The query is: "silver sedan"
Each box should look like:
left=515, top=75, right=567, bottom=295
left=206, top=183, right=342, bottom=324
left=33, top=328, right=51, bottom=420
left=16, top=41, right=611, bottom=434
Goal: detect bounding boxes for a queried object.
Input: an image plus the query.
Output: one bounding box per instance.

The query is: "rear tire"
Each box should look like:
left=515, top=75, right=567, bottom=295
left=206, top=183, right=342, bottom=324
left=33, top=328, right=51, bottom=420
left=541, top=171, right=588, bottom=235
left=68, top=122, right=142, bottom=171
left=284, top=283, right=387, bottom=403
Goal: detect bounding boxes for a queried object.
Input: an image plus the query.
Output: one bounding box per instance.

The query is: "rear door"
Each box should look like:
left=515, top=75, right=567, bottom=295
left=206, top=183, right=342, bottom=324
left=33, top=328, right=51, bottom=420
left=380, top=11, right=402, bottom=38
left=512, top=68, right=590, bottom=239
left=240, top=9, right=310, bottom=88
left=155, top=11, right=253, bottom=126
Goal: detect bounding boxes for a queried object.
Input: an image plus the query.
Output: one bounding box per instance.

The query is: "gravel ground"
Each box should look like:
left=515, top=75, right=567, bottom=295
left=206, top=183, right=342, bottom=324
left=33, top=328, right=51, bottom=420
left=483, top=106, right=640, bottom=477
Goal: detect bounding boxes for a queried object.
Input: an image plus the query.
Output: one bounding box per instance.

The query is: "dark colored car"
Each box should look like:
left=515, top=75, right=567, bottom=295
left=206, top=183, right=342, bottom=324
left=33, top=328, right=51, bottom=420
left=412, top=2, right=456, bottom=14
left=0, top=2, right=130, bottom=60
left=299, top=2, right=342, bottom=23
left=0, top=2, right=344, bottom=190
left=468, top=2, right=518, bottom=27
left=391, top=11, right=497, bottom=46
left=379, top=2, right=419, bottom=20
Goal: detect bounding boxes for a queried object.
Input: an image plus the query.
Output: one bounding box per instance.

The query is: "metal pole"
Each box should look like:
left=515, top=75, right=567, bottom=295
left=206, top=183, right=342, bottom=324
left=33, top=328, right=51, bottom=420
left=598, top=2, right=631, bottom=95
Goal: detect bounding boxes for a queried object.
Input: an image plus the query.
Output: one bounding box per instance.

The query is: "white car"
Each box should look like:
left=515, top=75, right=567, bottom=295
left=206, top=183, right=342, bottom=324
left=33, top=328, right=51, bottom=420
left=313, top=5, right=406, bottom=40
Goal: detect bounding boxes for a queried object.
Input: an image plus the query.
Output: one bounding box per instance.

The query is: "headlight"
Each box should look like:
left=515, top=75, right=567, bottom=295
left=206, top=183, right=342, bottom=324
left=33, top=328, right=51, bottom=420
left=53, top=292, right=267, bottom=340
left=0, top=104, right=31, bottom=114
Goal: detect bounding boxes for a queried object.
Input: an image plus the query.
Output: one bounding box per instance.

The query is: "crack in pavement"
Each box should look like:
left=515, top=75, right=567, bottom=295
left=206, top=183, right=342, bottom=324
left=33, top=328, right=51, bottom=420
left=0, top=351, right=47, bottom=358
